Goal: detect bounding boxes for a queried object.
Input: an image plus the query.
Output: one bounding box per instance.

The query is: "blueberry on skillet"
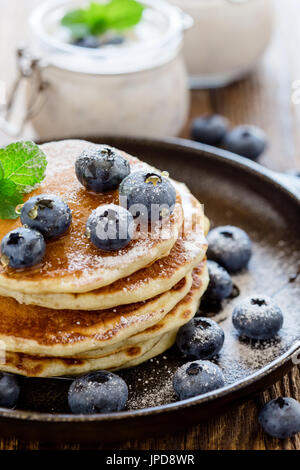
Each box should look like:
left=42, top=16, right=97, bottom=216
left=232, top=295, right=284, bottom=340
left=75, top=145, right=130, bottom=192
left=223, top=125, right=267, bottom=161
left=86, top=203, right=134, bottom=252
left=176, top=317, right=225, bottom=360
left=205, top=260, right=233, bottom=302
left=68, top=370, right=128, bottom=414
left=173, top=360, right=225, bottom=400
left=190, top=115, right=229, bottom=146
left=20, top=194, right=72, bottom=240
left=207, top=225, right=252, bottom=273
left=119, top=170, right=176, bottom=222
left=259, top=397, right=300, bottom=439
left=0, top=227, right=46, bottom=269
left=0, top=373, right=20, bottom=408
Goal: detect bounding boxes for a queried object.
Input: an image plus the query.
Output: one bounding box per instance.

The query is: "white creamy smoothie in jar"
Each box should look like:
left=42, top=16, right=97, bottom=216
left=169, top=0, right=274, bottom=88
left=6, top=0, right=191, bottom=140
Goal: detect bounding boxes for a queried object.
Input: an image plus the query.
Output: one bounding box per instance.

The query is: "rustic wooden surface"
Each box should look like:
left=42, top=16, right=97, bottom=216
left=0, top=0, right=300, bottom=450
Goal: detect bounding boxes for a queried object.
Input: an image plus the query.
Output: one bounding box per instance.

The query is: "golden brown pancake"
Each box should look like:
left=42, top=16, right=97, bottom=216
left=0, top=263, right=207, bottom=377
left=0, top=140, right=183, bottom=294
left=76, top=262, right=208, bottom=359
left=0, top=271, right=194, bottom=357
left=1, top=333, right=175, bottom=378
left=1, top=185, right=208, bottom=310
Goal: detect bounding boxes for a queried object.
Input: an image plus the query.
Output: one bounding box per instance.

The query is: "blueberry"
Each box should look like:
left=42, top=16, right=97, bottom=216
left=205, top=260, right=233, bottom=302
left=86, top=204, right=134, bottom=252
left=176, top=317, right=225, bottom=360
left=223, top=125, right=267, bottom=161
left=259, top=397, right=300, bottom=439
left=21, top=194, right=72, bottom=240
left=68, top=370, right=128, bottom=414
left=207, top=225, right=252, bottom=273
left=75, top=145, right=130, bottom=193
left=190, top=115, right=229, bottom=146
left=1, top=227, right=46, bottom=269
left=73, top=36, right=100, bottom=48
left=0, top=373, right=20, bottom=408
left=232, top=295, right=283, bottom=340
left=173, top=360, right=225, bottom=400
left=119, top=171, right=176, bottom=222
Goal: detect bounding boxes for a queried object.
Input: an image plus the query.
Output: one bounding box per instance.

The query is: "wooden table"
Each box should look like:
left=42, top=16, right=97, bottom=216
left=0, top=0, right=299, bottom=450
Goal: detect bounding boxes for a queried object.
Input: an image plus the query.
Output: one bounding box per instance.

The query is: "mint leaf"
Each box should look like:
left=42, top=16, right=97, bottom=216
left=61, top=9, right=91, bottom=38
left=106, top=0, right=144, bottom=31
left=61, top=9, right=86, bottom=26
left=87, top=3, right=108, bottom=35
left=0, top=179, right=23, bottom=220
left=0, top=141, right=47, bottom=193
left=0, top=141, right=47, bottom=220
left=61, top=0, right=144, bottom=38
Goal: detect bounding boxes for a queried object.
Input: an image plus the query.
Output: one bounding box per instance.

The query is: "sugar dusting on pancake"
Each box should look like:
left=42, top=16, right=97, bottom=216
left=0, top=184, right=208, bottom=310
left=0, top=140, right=183, bottom=294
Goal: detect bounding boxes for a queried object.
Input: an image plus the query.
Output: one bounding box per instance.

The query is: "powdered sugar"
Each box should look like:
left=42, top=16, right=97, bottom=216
left=119, top=236, right=300, bottom=410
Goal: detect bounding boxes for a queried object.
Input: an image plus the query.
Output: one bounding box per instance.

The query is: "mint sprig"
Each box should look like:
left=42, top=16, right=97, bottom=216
left=0, top=141, right=47, bottom=220
left=61, top=0, right=144, bottom=38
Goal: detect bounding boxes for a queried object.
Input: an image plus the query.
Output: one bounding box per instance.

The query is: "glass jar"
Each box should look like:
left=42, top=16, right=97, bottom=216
left=169, top=0, right=274, bottom=88
left=2, top=0, right=191, bottom=140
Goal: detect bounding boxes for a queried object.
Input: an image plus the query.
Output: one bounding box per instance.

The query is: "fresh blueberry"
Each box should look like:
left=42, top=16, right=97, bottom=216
left=75, top=145, right=130, bottom=193
left=73, top=36, right=100, bottom=48
left=119, top=171, right=176, bottom=222
left=207, top=225, right=252, bottom=273
left=190, top=115, right=229, bottom=146
left=205, top=260, right=233, bottom=302
left=20, top=194, right=72, bottom=240
left=176, top=317, right=225, bottom=360
left=1, top=227, right=46, bottom=269
left=223, top=125, right=267, bottom=161
left=259, top=397, right=300, bottom=439
left=86, top=203, right=134, bottom=252
left=173, top=360, right=225, bottom=400
left=68, top=370, right=128, bottom=414
left=0, top=373, right=20, bottom=408
left=232, top=295, right=284, bottom=340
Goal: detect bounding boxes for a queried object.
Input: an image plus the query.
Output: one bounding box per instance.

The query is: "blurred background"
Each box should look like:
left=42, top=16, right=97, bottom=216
left=0, top=0, right=299, bottom=171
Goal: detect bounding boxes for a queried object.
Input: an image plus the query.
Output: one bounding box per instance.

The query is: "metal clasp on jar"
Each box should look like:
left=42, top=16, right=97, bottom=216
left=0, top=47, right=49, bottom=137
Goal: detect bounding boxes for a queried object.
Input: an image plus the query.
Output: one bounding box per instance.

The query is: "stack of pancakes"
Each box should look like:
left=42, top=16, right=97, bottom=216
left=0, top=140, right=209, bottom=377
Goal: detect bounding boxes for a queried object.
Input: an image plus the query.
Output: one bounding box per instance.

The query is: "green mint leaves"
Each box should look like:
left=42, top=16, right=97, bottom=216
left=61, top=0, right=144, bottom=38
left=0, top=141, right=47, bottom=220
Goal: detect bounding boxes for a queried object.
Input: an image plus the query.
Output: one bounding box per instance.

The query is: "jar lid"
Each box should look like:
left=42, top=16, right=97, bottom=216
left=29, top=0, right=190, bottom=74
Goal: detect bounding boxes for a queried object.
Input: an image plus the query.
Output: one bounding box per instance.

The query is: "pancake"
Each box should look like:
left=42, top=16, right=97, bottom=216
left=2, top=186, right=208, bottom=310
left=1, top=334, right=167, bottom=378
left=0, top=264, right=207, bottom=376
left=0, top=271, right=193, bottom=357
left=114, top=330, right=178, bottom=372
left=0, top=140, right=183, bottom=294
left=76, top=262, right=208, bottom=359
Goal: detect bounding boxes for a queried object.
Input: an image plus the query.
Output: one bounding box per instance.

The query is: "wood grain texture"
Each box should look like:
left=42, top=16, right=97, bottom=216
left=0, top=0, right=299, bottom=450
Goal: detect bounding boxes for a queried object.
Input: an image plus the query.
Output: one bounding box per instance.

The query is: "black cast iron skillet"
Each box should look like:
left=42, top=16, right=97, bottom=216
left=0, top=136, right=300, bottom=445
